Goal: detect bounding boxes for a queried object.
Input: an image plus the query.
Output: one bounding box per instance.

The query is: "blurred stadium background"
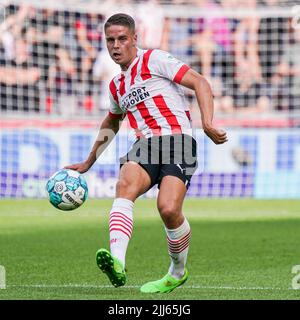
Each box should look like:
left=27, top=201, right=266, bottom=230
left=1, top=0, right=300, bottom=200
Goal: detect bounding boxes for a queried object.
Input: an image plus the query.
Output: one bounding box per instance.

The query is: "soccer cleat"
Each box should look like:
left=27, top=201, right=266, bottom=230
left=96, top=248, right=126, bottom=288
left=140, top=269, right=188, bottom=293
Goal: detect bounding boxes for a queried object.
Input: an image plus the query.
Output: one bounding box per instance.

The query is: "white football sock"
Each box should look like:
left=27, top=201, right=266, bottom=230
left=109, top=198, right=134, bottom=268
left=165, top=218, right=191, bottom=279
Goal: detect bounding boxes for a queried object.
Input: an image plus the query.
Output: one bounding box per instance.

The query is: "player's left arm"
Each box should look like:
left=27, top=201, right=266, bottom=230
left=179, top=68, right=228, bottom=145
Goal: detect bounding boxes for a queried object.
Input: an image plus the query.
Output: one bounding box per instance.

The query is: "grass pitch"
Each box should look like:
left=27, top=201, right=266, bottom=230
left=0, top=199, right=300, bottom=300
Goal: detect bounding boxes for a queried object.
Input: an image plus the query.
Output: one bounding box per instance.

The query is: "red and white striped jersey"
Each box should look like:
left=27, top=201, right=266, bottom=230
left=108, top=48, right=192, bottom=138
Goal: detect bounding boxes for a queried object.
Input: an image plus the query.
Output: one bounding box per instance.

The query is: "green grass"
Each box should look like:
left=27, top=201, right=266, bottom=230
left=1, top=199, right=300, bottom=300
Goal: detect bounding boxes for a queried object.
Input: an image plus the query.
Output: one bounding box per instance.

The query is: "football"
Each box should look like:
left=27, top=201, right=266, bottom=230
left=46, top=169, right=88, bottom=211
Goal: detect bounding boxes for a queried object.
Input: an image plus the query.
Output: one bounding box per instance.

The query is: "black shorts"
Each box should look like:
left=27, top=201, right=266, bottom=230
left=120, top=134, right=198, bottom=189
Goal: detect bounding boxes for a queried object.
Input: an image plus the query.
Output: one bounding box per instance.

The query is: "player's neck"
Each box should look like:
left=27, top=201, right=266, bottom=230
left=120, top=47, right=138, bottom=71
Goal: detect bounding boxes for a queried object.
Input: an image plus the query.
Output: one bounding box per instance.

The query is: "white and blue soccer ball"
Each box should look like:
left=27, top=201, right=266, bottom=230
left=46, top=169, right=88, bottom=211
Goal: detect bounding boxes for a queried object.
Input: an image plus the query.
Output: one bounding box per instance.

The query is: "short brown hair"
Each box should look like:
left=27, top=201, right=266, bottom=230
left=104, top=13, right=135, bottom=33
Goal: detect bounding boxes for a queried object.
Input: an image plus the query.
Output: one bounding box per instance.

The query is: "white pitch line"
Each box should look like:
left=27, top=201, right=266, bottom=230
left=5, top=284, right=296, bottom=291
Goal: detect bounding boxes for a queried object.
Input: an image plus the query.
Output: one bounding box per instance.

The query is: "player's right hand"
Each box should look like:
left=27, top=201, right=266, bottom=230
left=64, top=162, right=91, bottom=173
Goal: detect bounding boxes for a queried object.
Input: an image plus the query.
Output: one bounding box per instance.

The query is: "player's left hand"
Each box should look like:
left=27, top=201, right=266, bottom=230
left=203, top=125, right=228, bottom=145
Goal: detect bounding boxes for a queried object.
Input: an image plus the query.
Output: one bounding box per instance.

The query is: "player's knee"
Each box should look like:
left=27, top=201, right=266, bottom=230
left=116, top=178, right=139, bottom=198
left=116, top=178, right=130, bottom=193
left=158, top=202, right=180, bottom=222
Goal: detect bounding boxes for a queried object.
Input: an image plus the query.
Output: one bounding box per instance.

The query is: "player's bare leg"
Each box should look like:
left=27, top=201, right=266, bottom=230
left=157, top=175, right=187, bottom=229
left=96, top=161, right=151, bottom=287
left=116, top=161, right=151, bottom=201
left=141, top=176, right=190, bottom=293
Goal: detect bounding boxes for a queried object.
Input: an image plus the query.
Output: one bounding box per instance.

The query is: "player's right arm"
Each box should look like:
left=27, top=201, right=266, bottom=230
left=65, top=77, right=124, bottom=173
left=65, top=113, right=122, bottom=173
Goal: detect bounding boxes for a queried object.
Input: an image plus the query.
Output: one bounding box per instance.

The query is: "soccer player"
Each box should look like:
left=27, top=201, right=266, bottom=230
left=65, top=13, right=227, bottom=293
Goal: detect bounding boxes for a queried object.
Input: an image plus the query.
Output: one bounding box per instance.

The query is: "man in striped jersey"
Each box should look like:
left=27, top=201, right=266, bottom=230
left=66, top=13, right=227, bottom=293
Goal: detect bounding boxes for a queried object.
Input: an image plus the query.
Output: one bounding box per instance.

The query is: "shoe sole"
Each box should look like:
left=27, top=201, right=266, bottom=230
left=96, top=249, right=126, bottom=288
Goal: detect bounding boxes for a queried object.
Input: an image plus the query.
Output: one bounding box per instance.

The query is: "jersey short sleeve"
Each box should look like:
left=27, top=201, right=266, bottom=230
left=108, top=78, right=124, bottom=119
left=150, top=49, right=190, bottom=84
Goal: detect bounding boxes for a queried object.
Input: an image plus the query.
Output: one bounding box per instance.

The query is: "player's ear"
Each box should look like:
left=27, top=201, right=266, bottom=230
left=133, top=33, right=137, bottom=46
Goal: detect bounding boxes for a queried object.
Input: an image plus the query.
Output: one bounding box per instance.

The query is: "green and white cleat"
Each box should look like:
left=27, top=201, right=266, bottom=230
left=140, top=269, right=188, bottom=293
left=96, top=248, right=126, bottom=288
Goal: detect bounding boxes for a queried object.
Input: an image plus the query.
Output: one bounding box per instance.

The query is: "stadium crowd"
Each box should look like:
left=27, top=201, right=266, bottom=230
left=0, top=0, right=299, bottom=115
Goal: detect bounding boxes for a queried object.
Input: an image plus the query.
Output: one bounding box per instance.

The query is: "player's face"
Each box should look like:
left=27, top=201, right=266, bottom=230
left=105, top=25, right=137, bottom=71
